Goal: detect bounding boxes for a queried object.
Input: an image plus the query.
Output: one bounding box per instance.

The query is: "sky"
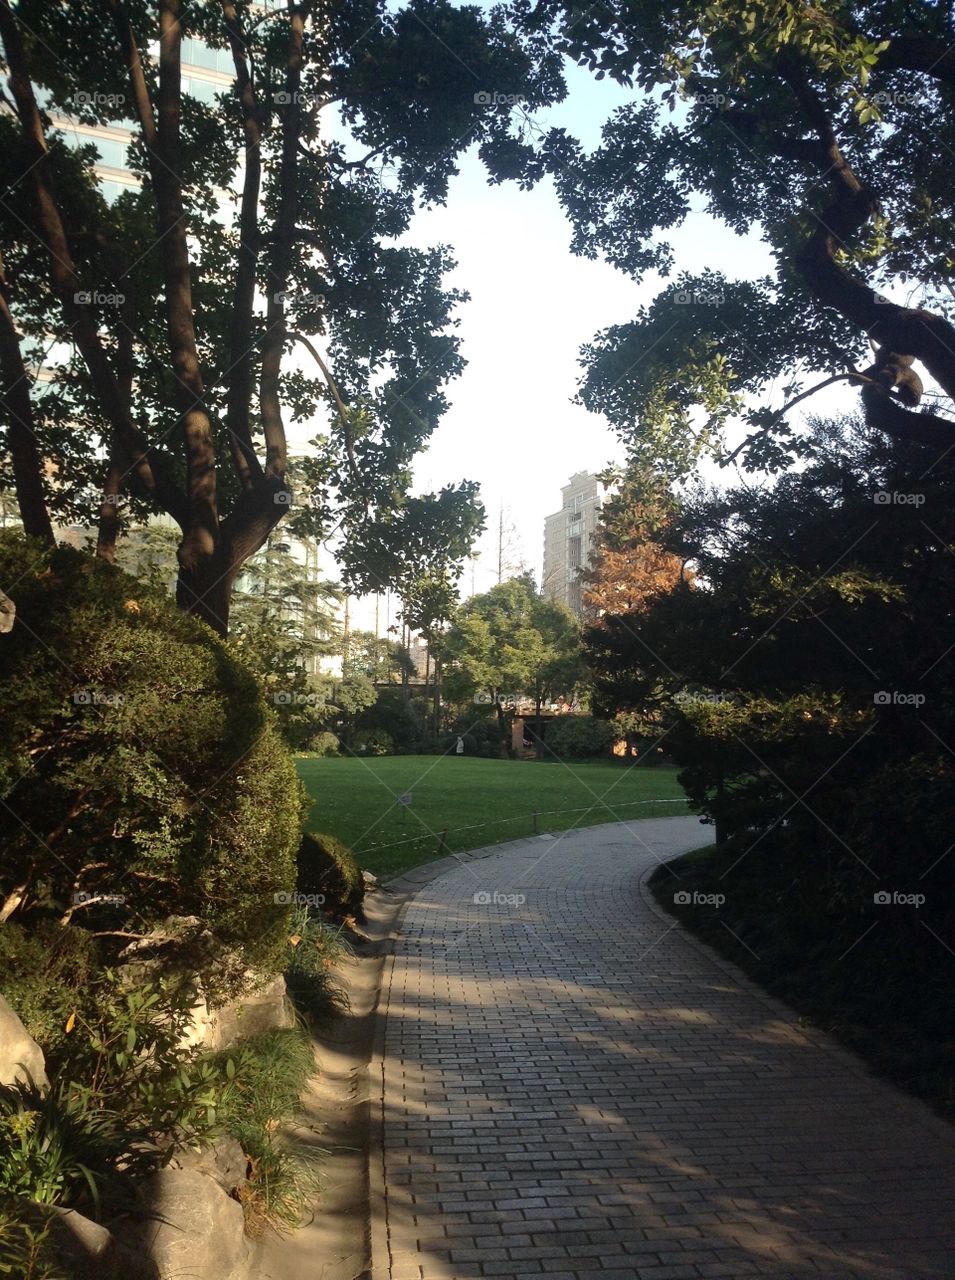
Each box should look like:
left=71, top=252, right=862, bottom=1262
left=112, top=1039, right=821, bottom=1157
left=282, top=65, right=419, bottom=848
left=387, top=59, right=780, bottom=595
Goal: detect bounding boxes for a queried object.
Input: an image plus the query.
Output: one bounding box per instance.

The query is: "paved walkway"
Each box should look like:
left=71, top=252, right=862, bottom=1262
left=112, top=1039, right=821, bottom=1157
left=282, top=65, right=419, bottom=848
left=374, top=818, right=955, bottom=1280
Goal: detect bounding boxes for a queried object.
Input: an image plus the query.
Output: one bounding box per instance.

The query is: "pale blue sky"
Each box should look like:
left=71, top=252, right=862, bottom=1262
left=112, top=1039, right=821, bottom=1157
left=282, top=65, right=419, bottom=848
left=394, top=59, right=790, bottom=591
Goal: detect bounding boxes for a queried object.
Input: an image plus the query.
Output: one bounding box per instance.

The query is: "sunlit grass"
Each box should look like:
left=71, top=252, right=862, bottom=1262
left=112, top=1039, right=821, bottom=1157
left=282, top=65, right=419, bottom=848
left=296, top=755, right=689, bottom=878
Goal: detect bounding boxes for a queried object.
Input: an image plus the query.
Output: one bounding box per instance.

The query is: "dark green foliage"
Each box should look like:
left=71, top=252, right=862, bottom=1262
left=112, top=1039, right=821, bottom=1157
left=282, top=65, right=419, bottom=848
left=0, top=1075, right=146, bottom=1214
left=306, top=731, right=341, bottom=758
left=283, top=906, right=353, bottom=1021
left=651, top=841, right=955, bottom=1118
left=296, top=832, right=364, bottom=922
left=0, top=1196, right=64, bottom=1279
left=544, top=716, right=616, bottom=760
left=213, top=1028, right=322, bottom=1235
left=0, top=925, right=101, bottom=1066
left=0, top=534, right=305, bottom=982
left=594, top=419, right=955, bottom=1108
left=351, top=727, right=395, bottom=757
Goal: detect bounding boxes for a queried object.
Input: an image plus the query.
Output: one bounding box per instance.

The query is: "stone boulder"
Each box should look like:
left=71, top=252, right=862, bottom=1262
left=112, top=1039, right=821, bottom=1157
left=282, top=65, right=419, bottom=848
left=168, top=1134, right=249, bottom=1193
left=206, top=973, right=294, bottom=1050
left=136, top=1167, right=251, bottom=1280
left=0, top=992, right=48, bottom=1089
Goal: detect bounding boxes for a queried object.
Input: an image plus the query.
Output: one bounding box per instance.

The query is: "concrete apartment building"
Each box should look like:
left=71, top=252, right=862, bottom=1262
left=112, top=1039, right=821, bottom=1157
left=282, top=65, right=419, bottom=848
left=542, top=471, right=609, bottom=617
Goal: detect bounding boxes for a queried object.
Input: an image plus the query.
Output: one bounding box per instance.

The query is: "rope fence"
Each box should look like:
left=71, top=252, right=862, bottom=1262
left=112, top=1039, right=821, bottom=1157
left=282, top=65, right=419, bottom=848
left=355, top=797, right=691, bottom=857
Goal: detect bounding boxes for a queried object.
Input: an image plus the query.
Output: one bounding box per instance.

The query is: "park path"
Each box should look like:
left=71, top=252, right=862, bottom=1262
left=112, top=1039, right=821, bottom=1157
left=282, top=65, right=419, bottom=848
left=373, top=817, right=955, bottom=1280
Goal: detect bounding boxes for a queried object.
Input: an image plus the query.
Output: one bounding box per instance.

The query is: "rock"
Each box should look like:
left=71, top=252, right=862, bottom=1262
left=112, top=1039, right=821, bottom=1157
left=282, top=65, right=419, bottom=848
left=137, top=1167, right=250, bottom=1280
left=0, top=591, right=14, bottom=633
left=206, top=973, right=294, bottom=1049
left=168, top=1135, right=248, bottom=1192
left=362, top=869, right=378, bottom=886
left=0, top=993, right=49, bottom=1089
left=46, top=1206, right=121, bottom=1276
left=38, top=1206, right=157, bottom=1279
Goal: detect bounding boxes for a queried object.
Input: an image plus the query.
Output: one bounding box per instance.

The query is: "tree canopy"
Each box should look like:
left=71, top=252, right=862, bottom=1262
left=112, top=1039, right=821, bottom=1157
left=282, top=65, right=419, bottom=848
left=442, top=574, right=582, bottom=753
left=514, top=0, right=955, bottom=477
left=0, top=0, right=559, bottom=629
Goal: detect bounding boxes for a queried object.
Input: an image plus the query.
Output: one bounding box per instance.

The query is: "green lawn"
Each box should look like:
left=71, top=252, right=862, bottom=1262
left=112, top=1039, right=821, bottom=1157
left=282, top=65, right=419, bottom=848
left=296, top=755, right=690, bottom=879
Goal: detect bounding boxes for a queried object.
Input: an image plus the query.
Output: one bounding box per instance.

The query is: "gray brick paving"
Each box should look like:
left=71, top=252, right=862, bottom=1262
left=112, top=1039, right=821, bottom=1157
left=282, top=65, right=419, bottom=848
left=376, top=818, right=955, bottom=1279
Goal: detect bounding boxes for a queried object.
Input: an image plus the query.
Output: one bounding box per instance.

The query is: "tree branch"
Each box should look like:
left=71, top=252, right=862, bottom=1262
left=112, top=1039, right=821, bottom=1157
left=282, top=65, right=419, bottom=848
left=0, top=0, right=188, bottom=526
left=222, top=0, right=265, bottom=491
left=0, top=249, right=54, bottom=542
left=260, top=3, right=305, bottom=481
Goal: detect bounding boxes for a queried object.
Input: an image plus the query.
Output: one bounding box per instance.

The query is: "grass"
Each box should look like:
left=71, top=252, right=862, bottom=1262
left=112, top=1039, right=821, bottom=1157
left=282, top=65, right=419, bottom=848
left=296, top=755, right=690, bottom=879
left=650, top=840, right=955, bottom=1120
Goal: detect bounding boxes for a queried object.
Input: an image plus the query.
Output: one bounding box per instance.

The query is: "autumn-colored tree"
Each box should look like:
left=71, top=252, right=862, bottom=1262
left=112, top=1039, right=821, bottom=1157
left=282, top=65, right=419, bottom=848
left=582, top=468, right=688, bottom=621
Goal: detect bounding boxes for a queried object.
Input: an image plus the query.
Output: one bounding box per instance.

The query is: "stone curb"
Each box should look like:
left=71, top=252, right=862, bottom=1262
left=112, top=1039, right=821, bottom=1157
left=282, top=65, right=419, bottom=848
left=637, top=858, right=955, bottom=1143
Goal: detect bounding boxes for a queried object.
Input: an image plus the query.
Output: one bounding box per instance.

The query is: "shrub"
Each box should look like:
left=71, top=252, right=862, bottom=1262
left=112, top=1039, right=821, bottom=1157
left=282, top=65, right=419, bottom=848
left=296, top=832, right=364, bottom=922
left=0, top=1196, right=62, bottom=1280
left=545, top=716, right=616, bottom=760
left=0, top=924, right=102, bottom=1065
left=283, top=906, right=352, bottom=1018
left=0, top=1075, right=146, bottom=1215
left=213, top=1028, right=322, bottom=1235
left=350, top=727, right=394, bottom=756
left=0, top=533, right=305, bottom=984
left=307, top=731, right=340, bottom=757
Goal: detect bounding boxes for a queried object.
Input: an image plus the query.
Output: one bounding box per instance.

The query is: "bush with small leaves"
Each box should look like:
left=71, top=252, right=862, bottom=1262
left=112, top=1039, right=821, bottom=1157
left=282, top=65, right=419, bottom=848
left=0, top=533, right=305, bottom=986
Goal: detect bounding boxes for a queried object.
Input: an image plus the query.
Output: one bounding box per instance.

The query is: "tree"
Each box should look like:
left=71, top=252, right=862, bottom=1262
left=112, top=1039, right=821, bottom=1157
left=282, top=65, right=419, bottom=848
left=517, top=0, right=955, bottom=478
left=343, top=629, right=415, bottom=684
left=0, top=0, right=556, bottom=631
left=442, top=574, right=581, bottom=756
left=587, top=416, right=955, bottom=860
left=399, top=567, right=461, bottom=731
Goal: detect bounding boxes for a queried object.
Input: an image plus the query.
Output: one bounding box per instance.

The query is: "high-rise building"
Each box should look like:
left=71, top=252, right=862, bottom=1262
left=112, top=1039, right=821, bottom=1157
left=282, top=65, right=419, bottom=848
left=542, top=471, right=609, bottom=617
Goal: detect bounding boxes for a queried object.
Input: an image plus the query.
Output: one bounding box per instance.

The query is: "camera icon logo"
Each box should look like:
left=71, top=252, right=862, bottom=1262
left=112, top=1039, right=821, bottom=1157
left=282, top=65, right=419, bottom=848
left=273, top=891, right=293, bottom=904
left=874, top=492, right=891, bottom=505
left=873, top=891, right=891, bottom=905
left=473, top=891, right=491, bottom=905
left=273, top=490, right=293, bottom=506
left=273, top=90, right=292, bottom=105
left=673, top=890, right=691, bottom=905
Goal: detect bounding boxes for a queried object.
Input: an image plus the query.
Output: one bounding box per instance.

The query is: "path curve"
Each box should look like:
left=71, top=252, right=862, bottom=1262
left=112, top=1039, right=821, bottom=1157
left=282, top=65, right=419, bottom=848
left=372, top=818, right=955, bottom=1280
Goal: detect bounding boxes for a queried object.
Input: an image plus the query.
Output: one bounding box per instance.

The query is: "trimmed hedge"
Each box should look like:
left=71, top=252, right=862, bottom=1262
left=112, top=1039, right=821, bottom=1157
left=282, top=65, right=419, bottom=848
left=296, top=831, right=364, bottom=921
left=0, top=533, right=305, bottom=986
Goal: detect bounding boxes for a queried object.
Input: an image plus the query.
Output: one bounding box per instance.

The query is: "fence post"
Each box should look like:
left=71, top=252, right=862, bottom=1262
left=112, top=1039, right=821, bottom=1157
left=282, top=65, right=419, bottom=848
left=436, top=828, right=449, bottom=856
